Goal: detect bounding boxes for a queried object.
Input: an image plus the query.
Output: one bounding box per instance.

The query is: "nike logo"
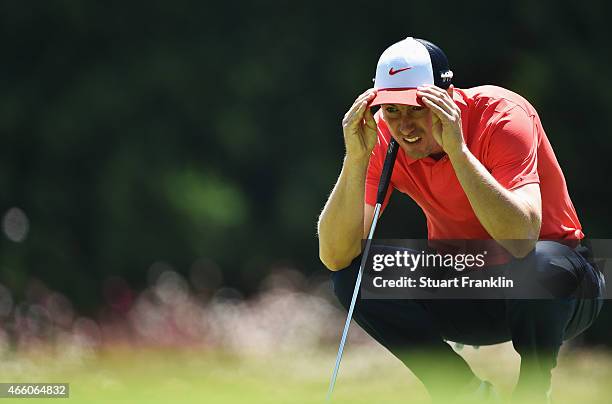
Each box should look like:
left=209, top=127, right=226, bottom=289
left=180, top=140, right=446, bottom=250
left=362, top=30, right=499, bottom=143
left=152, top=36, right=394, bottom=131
left=389, top=66, right=413, bottom=75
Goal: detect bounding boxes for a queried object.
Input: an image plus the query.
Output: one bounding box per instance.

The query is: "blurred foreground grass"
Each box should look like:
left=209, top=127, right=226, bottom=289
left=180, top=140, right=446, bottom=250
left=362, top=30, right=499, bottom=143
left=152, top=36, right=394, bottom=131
left=1, top=272, right=610, bottom=403
left=0, top=342, right=611, bottom=403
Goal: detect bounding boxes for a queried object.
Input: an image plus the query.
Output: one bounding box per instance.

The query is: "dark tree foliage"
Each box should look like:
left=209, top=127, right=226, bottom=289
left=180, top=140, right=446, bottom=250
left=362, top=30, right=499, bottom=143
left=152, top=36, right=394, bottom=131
left=0, top=1, right=610, bottom=343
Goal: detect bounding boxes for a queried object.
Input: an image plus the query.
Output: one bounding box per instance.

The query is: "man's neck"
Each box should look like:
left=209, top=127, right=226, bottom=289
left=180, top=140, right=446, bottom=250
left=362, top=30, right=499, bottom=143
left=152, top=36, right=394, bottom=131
left=429, top=152, right=446, bottom=161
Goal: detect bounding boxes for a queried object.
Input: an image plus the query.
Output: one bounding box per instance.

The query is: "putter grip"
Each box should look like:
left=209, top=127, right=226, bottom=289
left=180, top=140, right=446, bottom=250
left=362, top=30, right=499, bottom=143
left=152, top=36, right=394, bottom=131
left=376, top=138, right=399, bottom=204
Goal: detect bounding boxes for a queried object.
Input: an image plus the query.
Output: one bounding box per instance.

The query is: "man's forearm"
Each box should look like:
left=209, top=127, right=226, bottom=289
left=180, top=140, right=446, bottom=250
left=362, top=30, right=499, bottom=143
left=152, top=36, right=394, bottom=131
left=448, top=146, right=541, bottom=257
left=317, top=156, right=369, bottom=270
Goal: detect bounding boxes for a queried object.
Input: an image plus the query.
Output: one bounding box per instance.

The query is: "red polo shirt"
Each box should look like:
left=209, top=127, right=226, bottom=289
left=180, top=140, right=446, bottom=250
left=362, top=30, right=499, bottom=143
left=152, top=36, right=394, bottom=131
left=365, top=85, right=584, bottom=241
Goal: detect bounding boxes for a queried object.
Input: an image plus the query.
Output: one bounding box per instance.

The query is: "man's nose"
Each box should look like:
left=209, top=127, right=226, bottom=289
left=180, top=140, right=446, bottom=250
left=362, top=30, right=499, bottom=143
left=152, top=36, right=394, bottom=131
left=399, top=115, right=416, bottom=135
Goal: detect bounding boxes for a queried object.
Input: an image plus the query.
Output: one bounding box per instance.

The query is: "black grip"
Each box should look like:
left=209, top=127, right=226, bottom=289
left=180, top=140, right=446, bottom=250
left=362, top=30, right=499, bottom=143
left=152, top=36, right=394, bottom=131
left=376, top=138, right=399, bottom=204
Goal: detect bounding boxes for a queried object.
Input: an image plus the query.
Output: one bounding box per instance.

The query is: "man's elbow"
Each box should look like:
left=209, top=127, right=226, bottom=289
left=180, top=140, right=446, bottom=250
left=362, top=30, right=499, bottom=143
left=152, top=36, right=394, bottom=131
left=503, top=213, right=541, bottom=258
left=319, top=248, right=357, bottom=272
left=319, top=254, right=351, bottom=272
left=504, top=239, right=537, bottom=259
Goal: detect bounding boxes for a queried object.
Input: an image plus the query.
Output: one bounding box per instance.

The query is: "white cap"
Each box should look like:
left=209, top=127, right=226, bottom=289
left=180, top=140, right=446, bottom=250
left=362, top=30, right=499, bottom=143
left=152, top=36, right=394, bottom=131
left=370, top=37, right=452, bottom=106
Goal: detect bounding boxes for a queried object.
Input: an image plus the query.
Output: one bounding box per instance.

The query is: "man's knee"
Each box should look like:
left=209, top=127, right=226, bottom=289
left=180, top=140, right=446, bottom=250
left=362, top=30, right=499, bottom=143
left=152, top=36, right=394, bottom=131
left=510, top=241, right=593, bottom=299
left=536, top=241, right=583, bottom=297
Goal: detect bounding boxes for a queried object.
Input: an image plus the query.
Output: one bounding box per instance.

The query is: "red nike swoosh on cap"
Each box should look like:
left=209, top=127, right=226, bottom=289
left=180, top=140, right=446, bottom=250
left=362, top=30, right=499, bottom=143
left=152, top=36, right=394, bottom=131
left=388, top=66, right=413, bottom=75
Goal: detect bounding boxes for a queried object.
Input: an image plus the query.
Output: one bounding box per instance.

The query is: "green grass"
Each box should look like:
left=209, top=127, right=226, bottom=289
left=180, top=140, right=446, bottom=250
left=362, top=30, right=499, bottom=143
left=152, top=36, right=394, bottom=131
left=0, top=342, right=611, bottom=403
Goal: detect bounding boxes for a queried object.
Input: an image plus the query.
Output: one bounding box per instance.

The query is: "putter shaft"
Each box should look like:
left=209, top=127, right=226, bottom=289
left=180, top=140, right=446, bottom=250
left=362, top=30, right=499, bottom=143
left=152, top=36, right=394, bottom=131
left=326, top=202, right=382, bottom=400
left=326, top=138, right=398, bottom=401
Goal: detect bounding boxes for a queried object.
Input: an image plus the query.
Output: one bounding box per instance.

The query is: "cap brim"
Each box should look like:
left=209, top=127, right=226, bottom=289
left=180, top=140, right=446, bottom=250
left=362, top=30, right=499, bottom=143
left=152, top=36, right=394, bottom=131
left=369, top=88, right=423, bottom=107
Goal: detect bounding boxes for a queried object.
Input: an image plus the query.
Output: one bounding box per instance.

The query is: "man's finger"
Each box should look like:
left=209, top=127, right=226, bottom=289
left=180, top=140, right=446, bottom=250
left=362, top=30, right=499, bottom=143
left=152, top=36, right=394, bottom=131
left=363, top=107, right=377, bottom=131
left=343, top=100, right=367, bottom=124
left=344, top=90, right=376, bottom=123
left=418, top=87, right=457, bottom=114
left=354, top=89, right=377, bottom=106
left=421, top=96, right=454, bottom=122
left=420, top=91, right=459, bottom=121
left=343, top=101, right=369, bottom=130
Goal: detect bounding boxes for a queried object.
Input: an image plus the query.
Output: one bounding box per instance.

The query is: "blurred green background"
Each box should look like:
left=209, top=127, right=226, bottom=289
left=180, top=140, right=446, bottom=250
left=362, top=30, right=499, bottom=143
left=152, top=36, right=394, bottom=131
left=0, top=0, right=610, bottom=354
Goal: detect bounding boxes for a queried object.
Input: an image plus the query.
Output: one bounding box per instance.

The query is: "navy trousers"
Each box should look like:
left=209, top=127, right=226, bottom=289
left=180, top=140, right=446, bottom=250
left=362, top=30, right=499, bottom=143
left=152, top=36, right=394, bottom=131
left=331, top=241, right=604, bottom=399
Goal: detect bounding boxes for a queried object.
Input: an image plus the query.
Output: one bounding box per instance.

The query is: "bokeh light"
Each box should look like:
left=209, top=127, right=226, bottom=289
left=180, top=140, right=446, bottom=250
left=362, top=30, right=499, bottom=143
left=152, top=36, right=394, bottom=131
left=2, top=207, right=29, bottom=242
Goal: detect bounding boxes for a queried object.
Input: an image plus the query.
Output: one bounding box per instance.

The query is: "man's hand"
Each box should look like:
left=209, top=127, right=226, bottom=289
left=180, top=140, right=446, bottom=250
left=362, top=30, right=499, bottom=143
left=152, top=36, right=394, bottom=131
left=416, top=85, right=465, bottom=157
left=319, top=89, right=378, bottom=270
left=342, top=89, right=378, bottom=160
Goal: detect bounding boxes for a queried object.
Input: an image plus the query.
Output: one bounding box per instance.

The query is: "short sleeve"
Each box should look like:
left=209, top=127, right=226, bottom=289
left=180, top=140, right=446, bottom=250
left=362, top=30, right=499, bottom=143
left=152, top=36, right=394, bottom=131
left=484, top=106, right=540, bottom=190
left=365, top=114, right=394, bottom=210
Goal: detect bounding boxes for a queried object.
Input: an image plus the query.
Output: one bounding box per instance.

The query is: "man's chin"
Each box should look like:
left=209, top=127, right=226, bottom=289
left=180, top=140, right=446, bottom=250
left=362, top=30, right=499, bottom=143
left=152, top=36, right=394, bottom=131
left=402, top=147, right=429, bottom=160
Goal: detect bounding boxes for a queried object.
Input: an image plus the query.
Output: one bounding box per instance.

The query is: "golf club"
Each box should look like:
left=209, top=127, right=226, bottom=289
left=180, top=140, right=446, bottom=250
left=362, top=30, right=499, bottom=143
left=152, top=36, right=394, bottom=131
left=326, top=137, right=399, bottom=401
